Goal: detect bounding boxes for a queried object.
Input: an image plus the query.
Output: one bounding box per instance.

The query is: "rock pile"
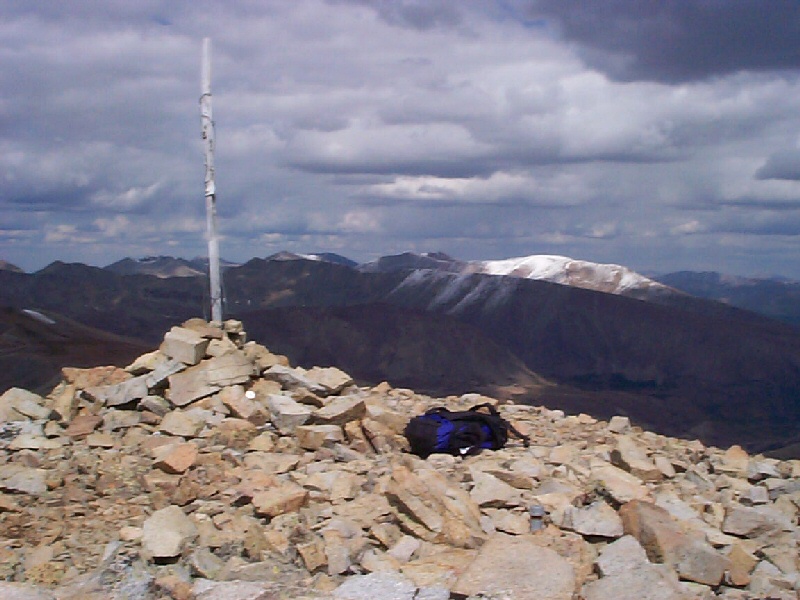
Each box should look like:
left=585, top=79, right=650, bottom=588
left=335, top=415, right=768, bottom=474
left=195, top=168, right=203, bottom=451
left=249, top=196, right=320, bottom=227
left=0, top=319, right=798, bottom=600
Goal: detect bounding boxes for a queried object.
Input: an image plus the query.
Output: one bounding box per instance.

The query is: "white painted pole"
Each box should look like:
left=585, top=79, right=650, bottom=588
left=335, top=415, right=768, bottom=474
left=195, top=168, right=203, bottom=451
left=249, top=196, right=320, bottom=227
left=200, top=37, right=222, bottom=322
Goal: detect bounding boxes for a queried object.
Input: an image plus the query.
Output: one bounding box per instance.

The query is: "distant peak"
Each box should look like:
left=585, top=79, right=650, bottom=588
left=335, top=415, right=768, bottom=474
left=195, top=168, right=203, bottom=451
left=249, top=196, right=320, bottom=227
left=0, top=260, right=24, bottom=273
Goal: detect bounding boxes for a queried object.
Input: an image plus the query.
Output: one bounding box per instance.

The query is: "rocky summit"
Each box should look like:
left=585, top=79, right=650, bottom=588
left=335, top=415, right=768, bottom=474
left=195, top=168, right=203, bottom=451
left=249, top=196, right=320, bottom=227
left=0, top=320, right=798, bottom=600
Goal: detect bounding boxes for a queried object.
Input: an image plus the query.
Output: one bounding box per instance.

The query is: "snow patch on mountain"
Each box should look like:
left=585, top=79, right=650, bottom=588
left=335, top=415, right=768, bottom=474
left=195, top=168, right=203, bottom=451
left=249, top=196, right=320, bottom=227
left=22, top=309, right=56, bottom=325
left=472, top=254, right=674, bottom=297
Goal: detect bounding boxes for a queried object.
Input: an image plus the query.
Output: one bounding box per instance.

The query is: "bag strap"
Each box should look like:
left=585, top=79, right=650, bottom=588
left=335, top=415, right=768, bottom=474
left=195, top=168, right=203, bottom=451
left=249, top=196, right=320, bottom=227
left=469, top=403, right=531, bottom=448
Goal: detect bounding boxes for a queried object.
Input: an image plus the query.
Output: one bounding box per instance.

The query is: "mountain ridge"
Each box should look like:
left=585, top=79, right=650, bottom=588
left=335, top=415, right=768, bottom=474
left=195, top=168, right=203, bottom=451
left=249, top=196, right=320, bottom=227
left=2, top=252, right=800, bottom=455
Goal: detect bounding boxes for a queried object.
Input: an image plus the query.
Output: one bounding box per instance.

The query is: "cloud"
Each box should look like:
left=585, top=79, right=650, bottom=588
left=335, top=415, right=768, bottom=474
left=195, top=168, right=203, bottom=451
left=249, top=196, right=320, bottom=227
left=756, top=149, right=800, bottom=181
left=335, top=0, right=464, bottom=31
left=2, top=1, right=800, bottom=278
left=528, top=0, right=800, bottom=83
left=361, top=171, right=588, bottom=206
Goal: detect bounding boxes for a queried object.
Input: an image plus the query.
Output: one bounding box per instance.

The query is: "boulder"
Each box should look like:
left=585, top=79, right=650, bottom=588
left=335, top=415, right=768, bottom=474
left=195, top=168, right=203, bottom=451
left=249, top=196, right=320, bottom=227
left=0, top=388, right=51, bottom=421
left=620, top=500, right=728, bottom=586
left=451, top=533, right=576, bottom=599
left=591, top=462, right=650, bottom=503
left=160, top=326, right=210, bottom=366
left=266, top=394, right=312, bottom=434
left=142, top=505, right=198, bottom=559
left=611, top=435, right=662, bottom=481
left=558, top=500, right=624, bottom=539
left=312, top=395, right=366, bottom=425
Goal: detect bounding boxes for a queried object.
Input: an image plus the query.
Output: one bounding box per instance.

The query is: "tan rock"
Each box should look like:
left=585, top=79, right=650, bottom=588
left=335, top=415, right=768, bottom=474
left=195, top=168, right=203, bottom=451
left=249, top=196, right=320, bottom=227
left=101, top=409, right=141, bottom=430
left=63, top=414, right=103, bottom=437
left=558, top=500, right=624, bottom=539
left=312, top=395, right=366, bottom=425
left=297, top=536, right=327, bottom=572
left=608, top=415, right=631, bottom=433
left=252, top=483, right=308, bottom=518
left=160, top=326, right=210, bottom=365
left=153, top=442, right=199, bottom=474
left=263, top=364, right=327, bottom=395
left=452, top=533, right=576, bottom=599
left=591, top=461, right=650, bottom=503
left=266, top=394, right=312, bottom=434
left=62, top=365, right=129, bottom=388
left=344, top=420, right=373, bottom=454
left=205, top=336, right=239, bottom=357
left=142, top=505, right=198, bottom=559
left=247, top=432, right=276, bottom=452
left=584, top=564, right=690, bottom=599
left=84, top=376, right=149, bottom=408
left=548, top=444, right=579, bottom=465
left=361, top=418, right=397, bottom=452
left=0, top=465, right=47, bottom=495
left=611, top=435, right=662, bottom=481
left=359, top=548, right=401, bottom=573
left=85, top=432, right=115, bottom=448
left=159, top=409, right=208, bottom=437
left=469, top=470, right=523, bottom=507
left=217, top=386, right=261, bottom=420
left=387, top=465, right=484, bottom=548
left=47, top=382, right=78, bottom=422
left=125, top=349, right=163, bottom=374
left=0, top=388, right=51, bottom=421
left=483, top=508, right=530, bottom=535
left=400, top=547, right=478, bottom=588
left=243, top=452, right=300, bottom=474
left=722, top=504, right=793, bottom=538
left=295, top=424, right=345, bottom=450
left=305, top=366, right=354, bottom=395
left=243, top=342, right=289, bottom=373
left=718, top=445, right=750, bottom=476
left=168, top=367, right=219, bottom=406
left=204, top=351, right=254, bottom=387
left=654, top=455, right=676, bottom=478
left=0, top=582, right=57, bottom=600
left=725, top=542, right=757, bottom=587
left=8, top=434, right=62, bottom=451
left=322, top=528, right=352, bottom=575
left=119, top=526, right=143, bottom=542
left=620, top=500, right=728, bottom=586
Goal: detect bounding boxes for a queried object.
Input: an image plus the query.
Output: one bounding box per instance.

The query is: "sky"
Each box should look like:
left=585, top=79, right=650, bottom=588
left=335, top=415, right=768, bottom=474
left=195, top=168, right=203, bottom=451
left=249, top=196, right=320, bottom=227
left=3, top=1, right=800, bottom=278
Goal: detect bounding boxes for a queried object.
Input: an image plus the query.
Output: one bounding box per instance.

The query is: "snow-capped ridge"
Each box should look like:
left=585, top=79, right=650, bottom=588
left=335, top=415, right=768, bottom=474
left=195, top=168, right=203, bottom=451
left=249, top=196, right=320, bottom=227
left=473, top=254, right=673, bottom=296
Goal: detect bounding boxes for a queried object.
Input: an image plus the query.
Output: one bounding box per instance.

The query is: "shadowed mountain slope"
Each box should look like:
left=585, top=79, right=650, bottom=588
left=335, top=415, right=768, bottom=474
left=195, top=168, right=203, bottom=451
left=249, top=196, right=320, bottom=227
left=0, top=306, right=152, bottom=394
left=241, top=303, right=549, bottom=397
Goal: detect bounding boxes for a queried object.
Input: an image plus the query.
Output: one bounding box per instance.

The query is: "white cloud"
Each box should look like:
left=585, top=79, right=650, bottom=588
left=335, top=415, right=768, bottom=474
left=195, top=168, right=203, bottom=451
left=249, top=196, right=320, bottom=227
left=671, top=220, right=704, bottom=235
left=91, top=182, right=162, bottom=210
left=363, top=171, right=588, bottom=205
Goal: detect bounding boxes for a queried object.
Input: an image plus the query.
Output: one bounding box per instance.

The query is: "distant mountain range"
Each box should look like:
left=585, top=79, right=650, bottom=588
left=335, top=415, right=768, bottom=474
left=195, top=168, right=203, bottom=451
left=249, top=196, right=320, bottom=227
left=2, top=251, right=800, bottom=457
left=653, top=271, right=800, bottom=327
left=104, top=255, right=243, bottom=278
left=51, top=251, right=795, bottom=326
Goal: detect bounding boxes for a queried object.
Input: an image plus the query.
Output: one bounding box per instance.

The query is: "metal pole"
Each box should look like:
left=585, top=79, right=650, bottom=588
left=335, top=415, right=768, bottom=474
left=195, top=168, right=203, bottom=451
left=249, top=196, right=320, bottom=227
left=200, top=37, right=222, bottom=322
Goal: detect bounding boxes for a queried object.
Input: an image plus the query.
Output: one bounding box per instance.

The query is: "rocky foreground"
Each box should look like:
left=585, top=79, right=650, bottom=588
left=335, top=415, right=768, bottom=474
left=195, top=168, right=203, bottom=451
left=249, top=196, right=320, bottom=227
left=0, top=320, right=798, bottom=600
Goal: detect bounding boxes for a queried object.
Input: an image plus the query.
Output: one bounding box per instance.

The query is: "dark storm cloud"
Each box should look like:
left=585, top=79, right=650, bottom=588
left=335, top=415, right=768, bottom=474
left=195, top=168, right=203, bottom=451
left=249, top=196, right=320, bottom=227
left=530, top=0, right=800, bottom=82
left=330, top=0, right=464, bottom=31
left=756, top=149, right=800, bottom=181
